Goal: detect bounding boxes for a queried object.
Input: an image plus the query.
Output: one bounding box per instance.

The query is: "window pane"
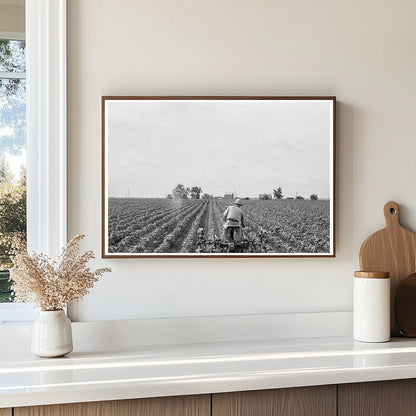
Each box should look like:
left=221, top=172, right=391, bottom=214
left=0, top=270, right=12, bottom=302
left=0, top=78, right=26, bottom=152
left=0, top=76, right=26, bottom=303
left=0, top=39, right=26, bottom=73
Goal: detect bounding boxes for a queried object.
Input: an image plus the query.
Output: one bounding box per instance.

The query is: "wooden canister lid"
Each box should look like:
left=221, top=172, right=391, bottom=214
left=354, top=271, right=389, bottom=279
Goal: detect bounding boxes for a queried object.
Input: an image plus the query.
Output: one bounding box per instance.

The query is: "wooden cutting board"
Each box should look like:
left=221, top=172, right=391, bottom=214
left=359, top=201, right=416, bottom=335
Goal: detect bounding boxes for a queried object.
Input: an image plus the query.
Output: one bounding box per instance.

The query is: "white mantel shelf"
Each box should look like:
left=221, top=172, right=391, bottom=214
left=2, top=336, right=416, bottom=408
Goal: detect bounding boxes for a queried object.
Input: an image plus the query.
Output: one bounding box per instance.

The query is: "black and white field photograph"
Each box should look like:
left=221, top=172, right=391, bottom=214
left=102, top=97, right=335, bottom=257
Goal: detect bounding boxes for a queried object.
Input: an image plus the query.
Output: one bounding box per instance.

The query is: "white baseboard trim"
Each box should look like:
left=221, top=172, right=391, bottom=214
left=0, top=311, right=352, bottom=354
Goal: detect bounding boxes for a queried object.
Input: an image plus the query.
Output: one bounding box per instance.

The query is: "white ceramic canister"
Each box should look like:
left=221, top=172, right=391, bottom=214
left=353, top=271, right=390, bottom=343
left=31, top=310, right=73, bottom=357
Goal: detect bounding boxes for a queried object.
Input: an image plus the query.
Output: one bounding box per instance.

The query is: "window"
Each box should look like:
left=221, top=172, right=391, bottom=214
left=0, top=35, right=26, bottom=301
left=0, top=33, right=33, bottom=322
left=0, top=2, right=67, bottom=324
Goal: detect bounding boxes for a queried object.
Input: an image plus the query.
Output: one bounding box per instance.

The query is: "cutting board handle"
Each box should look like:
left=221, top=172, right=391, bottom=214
left=384, top=201, right=400, bottom=228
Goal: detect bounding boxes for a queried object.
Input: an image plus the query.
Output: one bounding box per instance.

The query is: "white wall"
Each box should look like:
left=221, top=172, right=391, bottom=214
left=67, top=0, right=416, bottom=322
left=0, top=4, right=24, bottom=33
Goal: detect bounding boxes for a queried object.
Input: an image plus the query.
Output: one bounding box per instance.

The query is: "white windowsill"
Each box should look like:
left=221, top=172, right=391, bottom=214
left=0, top=303, right=36, bottom=324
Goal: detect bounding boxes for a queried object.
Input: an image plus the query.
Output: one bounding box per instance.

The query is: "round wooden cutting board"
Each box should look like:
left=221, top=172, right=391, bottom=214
left=359, top=201, right=416, bottom=336
left=395, top=273, right=416, bottom=337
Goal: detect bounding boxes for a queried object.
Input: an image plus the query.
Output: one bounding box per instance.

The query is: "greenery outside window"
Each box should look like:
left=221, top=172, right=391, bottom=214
left=0, top=36, right=26, bottom=305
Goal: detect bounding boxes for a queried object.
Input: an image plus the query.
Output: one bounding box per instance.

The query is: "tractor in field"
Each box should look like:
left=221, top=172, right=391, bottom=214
left=195, top=227, right=268, bottom=254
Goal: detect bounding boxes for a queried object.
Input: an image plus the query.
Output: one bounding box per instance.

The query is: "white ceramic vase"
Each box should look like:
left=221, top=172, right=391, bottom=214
left=31, top=310, right=73, bottom=357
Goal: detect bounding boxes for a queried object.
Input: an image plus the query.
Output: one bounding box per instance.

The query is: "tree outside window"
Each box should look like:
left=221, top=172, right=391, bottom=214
left=0, top=38, right=26, bottom=302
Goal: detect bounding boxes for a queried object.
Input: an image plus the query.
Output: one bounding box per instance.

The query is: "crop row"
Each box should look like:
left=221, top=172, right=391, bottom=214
left=107, top=198, right=330, bottom=254
left=243, top=200, right=330, bottom=253
left=203, top=200, right=224, bottom=240
left=108, top=200, right=197, bottom=252
left=206, top=201, right=221, bottom=240
left=216, top=199, right=330, bottom=253
left=179, top=200, right=209, bottom=252
left=116, top=201, right=201, bottom=253
left=154, top=200, right=209, bottom=253
left=108, top=198, right=173, bottom=232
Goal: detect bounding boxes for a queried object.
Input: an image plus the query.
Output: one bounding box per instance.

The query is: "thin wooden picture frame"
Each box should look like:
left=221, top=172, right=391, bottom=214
left=102, top=96, right=336, bottom=258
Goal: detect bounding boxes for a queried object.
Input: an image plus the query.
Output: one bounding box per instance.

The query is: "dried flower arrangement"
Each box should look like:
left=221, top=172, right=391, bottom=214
left=10, top=234, right=111, bottom=311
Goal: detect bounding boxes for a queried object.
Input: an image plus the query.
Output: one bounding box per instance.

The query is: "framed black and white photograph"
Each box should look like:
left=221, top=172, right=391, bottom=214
left=102, top=96, right=335, bottom=258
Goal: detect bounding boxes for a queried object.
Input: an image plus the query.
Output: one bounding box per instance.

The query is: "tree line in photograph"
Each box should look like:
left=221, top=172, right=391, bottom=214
left=167, top=184, right=320, bottom=201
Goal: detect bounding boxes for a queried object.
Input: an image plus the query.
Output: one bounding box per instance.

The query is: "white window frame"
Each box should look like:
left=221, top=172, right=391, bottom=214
left=0, top=31, right=31, bottom=323
left=0, top=32, right=23, bottom=41
left=0, top=0, right=67, bottom=323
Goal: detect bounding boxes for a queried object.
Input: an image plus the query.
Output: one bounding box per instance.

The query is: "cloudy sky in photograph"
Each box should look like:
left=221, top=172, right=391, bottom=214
left=106, top=99, right=333, bottom=199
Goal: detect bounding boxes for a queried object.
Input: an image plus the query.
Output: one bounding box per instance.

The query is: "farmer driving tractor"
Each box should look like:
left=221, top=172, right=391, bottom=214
left=223, top=198, right=245, bottom=242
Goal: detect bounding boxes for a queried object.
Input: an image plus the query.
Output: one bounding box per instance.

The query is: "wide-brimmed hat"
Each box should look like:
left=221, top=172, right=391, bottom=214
left=233, top=199, right=243, bottom=206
